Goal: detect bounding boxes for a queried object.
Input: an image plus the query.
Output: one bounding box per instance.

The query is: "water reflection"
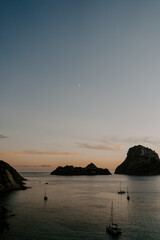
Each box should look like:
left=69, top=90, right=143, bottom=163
left=0, top=173, right=160, bottom=239
left=0, top=206, right=9, bottom=233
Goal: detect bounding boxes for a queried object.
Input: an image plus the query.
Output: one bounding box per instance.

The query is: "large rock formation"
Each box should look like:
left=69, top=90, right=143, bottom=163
left=115, top=145, right=160, bottom=175
left=51, top=163, right=111, bottom=176
left=0, top=160, right=26, bottom=191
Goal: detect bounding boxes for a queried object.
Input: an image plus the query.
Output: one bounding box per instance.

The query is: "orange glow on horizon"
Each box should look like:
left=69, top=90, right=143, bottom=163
left=0, top=151, right=82, bottom=157
left=0, top=148, right=125, bottom=172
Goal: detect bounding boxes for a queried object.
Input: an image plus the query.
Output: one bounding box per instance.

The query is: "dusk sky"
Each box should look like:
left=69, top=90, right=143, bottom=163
left=1, top=0, right=160, bottom=172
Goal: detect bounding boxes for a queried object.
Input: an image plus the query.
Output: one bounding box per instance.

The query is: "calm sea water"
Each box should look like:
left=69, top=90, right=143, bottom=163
left=1, top=172, right=160, bottom=240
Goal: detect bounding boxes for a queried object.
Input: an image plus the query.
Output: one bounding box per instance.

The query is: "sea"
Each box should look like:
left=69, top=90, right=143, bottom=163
left=1, top=172, right=160, bottom=240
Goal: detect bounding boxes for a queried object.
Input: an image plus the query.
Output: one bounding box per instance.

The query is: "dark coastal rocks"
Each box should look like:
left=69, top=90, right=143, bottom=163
left=0, top=160, right=26, bottom=192
left=115, top=145, right=160, bottom=175
left=51, top=163, right=111, bottom=176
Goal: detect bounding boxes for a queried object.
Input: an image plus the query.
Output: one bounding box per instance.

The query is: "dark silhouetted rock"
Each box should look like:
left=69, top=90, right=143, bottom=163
left=51, top=163, right=111, bottom=176
left=115, top=145, right=160, bottom=175
left=0, top=160, right=26, bottom=191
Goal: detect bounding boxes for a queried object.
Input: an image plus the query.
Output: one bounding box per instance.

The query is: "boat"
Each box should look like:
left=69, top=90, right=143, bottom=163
left=118, top=182, right=125, bottom=194
left=106, top=202, right=122, bottom=235
left=127, top=187, right=130, bottom=201
left=44, top=188, right=48, bottom=201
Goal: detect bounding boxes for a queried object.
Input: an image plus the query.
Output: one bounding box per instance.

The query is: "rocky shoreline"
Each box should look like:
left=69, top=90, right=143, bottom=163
left=0, top=160, right=27, bottom=192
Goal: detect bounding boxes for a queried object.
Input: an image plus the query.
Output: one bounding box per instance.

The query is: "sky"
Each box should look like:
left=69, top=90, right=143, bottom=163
left=1, top=0, right=160, bottom=172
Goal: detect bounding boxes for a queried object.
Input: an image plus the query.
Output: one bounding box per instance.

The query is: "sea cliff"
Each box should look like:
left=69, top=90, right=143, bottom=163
left=115, top=145, right=160, bottom=175
left=0, top=160, right=26, bottom=191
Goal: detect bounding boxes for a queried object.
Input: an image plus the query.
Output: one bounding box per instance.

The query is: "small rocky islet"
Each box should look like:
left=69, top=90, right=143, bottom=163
left=51, top=163, right=111, bottom=176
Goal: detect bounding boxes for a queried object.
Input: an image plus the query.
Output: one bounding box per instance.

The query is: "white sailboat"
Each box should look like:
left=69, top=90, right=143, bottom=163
left=106, top=202, right=122, bottom=235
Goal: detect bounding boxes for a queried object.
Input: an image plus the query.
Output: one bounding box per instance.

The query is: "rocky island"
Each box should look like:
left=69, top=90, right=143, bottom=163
left=0, top=160, right=26, bottom=192
left=115, top=145, right=160, bottom=175
left=51, top=163, right=111, bottom=176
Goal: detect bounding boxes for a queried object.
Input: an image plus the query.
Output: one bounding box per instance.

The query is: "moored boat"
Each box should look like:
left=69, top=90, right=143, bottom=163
left=127, top=187, right=130, bottom=200
left=106, top=202, right=122, bottom=235
left=44, top=188, right=48, bottom=201
left=118, top=182, right=125, bottom=194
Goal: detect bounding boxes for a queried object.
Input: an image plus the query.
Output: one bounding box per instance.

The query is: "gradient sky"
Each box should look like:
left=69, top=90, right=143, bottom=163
left=1, top=0, right=160, bottom=172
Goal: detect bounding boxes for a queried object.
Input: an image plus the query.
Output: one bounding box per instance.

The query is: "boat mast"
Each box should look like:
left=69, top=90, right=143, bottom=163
left=120, top=182, right=122, bottom=191
left=127, top=187, right=130, bottom=200
left=110, top=201, right=113, bottom=225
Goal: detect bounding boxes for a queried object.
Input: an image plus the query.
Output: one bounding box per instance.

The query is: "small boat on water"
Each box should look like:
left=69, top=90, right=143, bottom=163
left=127, top=187, right=130, bottom=201
left=106, top=202, right=122, bottom=236
left=118, top=182, right=125, bottom=194
left=44, top=188, right=48, bottom=201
